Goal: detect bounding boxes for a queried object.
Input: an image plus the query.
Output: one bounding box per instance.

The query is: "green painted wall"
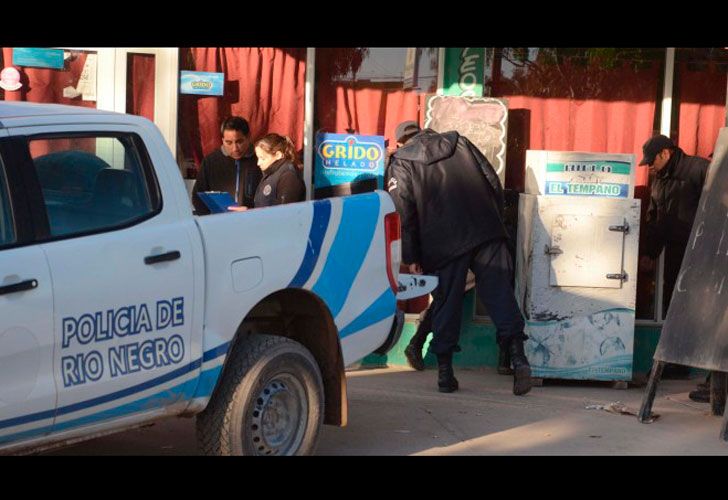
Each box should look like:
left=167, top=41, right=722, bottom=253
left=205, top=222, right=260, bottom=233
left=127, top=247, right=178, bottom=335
left=361, top=290, right=665, bottom=382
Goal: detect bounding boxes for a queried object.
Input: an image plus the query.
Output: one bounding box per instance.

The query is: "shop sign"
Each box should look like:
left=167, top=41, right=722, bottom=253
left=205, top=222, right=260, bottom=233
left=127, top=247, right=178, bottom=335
left=12, top=48, right=65, bottom=69
left=443, top=47, right=484, bottom=97
left=180, top=71, right=224, bottom=96
left=544, top=161, right=632, bottom=198
left=314, top=133, right=385, bottom=188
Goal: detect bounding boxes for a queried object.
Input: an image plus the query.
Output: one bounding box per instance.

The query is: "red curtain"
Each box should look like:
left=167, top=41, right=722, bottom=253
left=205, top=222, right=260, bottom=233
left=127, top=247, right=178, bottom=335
left=492, top=62, right=662, bottom=191
left=126, top=53, right=155, bottom=121
left=676, top=61, right=727, bottom=159
left=315, top=83, right=423, bottom=147
left=178, top=48, right=306, bottom=169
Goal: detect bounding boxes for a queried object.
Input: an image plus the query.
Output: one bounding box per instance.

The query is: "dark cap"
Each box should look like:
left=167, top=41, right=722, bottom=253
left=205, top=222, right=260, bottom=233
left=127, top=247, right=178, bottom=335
left=639, top=134, right=675, bottom=166
left=395, top=120, right=421, bottom=143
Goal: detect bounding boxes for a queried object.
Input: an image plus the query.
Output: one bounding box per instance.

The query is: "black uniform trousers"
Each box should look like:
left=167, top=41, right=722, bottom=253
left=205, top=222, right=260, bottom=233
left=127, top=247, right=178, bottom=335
left=427, top=238, right=526, bottom=356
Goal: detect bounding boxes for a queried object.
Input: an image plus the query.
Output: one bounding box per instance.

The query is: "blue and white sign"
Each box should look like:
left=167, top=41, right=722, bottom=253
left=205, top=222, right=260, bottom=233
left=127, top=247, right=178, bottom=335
left=314, top=133, right=386, bottom=189
left=180, top=71, right=225, bottom=96
left=13, top=48, right=65, bottom=70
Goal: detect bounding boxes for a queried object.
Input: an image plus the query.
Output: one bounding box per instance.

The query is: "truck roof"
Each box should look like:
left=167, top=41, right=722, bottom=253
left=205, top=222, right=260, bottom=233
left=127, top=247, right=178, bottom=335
left=0, top=102, right=148, bottom=129
left=0, top=101, right=120, bottom=118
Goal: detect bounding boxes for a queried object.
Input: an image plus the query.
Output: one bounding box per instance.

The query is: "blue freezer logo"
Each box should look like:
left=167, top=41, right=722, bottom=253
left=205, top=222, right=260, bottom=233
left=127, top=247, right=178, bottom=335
left=546, top=181, right=629, bottom=198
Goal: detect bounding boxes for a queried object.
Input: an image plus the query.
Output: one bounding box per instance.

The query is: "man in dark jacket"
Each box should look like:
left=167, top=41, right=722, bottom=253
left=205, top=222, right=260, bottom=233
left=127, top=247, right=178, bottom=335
left=640, top=134, right=709, bottom=312
left=639, top=134, right=710, bottom=398
left=388, top=126, right=531, bottom=396
left=191, top=116, right=263, bottom=214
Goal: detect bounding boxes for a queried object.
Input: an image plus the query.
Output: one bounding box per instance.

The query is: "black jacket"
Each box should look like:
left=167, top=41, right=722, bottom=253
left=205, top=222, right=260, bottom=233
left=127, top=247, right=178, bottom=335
left=254, top=159, right=305, bottom=207
left=644, top=148, right=709, bottom=258
left=387, top=129, right=507, bottom=271
left=192, top=147, right=262, bottom=214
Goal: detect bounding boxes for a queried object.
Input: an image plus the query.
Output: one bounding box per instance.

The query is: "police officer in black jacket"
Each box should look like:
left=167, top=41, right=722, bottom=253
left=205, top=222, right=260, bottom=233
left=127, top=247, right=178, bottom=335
left=192, top=116, right=262, bottom=214
left=388, top=124, right=531, bottom=396
left=252, top=133, right=305, bottom=207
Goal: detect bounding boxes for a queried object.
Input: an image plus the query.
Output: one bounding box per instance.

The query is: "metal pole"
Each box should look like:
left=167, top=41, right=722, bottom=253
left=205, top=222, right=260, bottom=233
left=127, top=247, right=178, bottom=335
left=656, top=47, right=676, bottom=321
left=303, top=48, right=316, bottom=201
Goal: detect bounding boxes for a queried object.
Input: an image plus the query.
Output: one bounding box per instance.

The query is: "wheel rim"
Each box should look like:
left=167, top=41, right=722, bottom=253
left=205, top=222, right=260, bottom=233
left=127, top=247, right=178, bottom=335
left=249, top=374, right=308, bottom=455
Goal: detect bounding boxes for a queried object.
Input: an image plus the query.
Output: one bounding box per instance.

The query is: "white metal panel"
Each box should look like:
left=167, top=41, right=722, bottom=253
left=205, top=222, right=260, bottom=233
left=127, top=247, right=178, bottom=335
left=549, top=214, right=625, bottom=288
left=0, top=246, right=56, bottom=445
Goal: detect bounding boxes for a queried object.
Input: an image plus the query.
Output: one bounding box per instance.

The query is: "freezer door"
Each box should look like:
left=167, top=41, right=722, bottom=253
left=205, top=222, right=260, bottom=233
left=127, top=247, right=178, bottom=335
left=548, top=214, right=626, bottom=288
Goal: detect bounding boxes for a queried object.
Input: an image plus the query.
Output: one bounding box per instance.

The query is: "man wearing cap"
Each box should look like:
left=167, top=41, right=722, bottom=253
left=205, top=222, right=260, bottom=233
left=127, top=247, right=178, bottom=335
left=639, top=134, right=710, bottom=399
left=639, top=134, right=709, bottom=313
left=387, top=122, right=532, bottom=396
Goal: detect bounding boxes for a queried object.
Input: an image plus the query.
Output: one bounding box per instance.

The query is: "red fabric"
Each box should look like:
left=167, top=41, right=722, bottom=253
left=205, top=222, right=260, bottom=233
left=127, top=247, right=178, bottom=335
left=178, top=48, right=306, bottom=169
left=676, top=61, right=727, bottom=159
left=127, top=53, right=155, bottom=121
left=315, top=82, right=424, bottom=146
left=492, top=62, right=662, bottom=190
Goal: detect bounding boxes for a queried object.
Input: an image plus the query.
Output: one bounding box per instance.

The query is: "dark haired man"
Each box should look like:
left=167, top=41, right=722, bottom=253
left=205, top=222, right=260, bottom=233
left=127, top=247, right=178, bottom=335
left=192, top=116, right=262, bottom=214
left=639, top=134, right=709, bottom=399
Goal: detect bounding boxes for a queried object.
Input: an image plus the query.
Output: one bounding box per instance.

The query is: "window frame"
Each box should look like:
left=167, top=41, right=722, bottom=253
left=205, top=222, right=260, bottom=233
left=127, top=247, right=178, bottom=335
left=0, top=137, right=37, bottom=250
left=12, top=131, right=163, bottom=244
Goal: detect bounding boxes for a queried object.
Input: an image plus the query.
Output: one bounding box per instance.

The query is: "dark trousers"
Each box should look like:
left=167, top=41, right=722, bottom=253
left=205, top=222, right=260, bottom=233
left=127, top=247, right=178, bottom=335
left=427, top=239, right=526, bottom=356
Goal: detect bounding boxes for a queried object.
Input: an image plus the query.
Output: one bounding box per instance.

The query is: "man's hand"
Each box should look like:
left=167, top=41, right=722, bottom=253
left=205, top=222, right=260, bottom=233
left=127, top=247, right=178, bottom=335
left=227, top=205, right=248, bottom=212
left=408, top=263, right=423, bottom=275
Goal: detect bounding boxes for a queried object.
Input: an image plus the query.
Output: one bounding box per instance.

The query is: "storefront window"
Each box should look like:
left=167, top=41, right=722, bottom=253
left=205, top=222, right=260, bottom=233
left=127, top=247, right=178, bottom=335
left=471, top=48, right=667, bottom=321
left=0, top=48, right=98, bottom=110
left=126, top=53, right=155, bottom=122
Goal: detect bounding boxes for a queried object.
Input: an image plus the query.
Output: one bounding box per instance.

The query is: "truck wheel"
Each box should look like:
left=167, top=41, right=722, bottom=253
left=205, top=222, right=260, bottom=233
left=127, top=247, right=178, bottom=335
left=196, top=334, right=324, bottom=456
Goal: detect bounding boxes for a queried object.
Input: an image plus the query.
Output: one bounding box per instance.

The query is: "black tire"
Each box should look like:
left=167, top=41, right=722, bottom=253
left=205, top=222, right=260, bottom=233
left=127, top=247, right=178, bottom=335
left=196, top=334, right=324, bottom=456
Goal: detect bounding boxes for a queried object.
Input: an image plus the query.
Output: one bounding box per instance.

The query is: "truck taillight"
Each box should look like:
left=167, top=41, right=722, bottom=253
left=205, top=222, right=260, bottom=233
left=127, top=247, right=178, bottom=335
left=384, top=212, right=401, bottom=293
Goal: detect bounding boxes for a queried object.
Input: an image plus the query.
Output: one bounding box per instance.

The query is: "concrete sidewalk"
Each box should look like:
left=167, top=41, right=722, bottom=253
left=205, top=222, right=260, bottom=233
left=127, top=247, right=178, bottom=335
left=45, top=366, right=728, bottom=455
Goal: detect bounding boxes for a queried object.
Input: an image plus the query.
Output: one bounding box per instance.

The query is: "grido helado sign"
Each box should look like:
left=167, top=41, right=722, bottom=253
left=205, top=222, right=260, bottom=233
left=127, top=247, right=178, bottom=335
left=314, top=133, right=386, bottom=189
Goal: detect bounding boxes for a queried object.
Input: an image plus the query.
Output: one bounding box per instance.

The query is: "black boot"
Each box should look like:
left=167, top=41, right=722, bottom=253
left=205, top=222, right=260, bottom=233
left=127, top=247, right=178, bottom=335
left=404, top=344, right=425, bottom=371
left=436, top=353, right=459, bottom=393
left=497, top=344, right=514, bottom=375
left=509, top=338, right=532, bottom=396
left=404, top=308, right=431, bottom=371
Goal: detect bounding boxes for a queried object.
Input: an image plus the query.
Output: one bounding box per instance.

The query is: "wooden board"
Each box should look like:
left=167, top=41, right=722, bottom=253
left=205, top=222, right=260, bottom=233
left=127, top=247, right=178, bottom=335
left=654, top=127, right=728, bottom=370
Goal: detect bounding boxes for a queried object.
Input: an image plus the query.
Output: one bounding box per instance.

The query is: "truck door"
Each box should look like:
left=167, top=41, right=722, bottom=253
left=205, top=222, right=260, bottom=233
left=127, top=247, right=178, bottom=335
left=10, top=128, right=195, bottom=436
left=0, top=140, right=57, bottom=446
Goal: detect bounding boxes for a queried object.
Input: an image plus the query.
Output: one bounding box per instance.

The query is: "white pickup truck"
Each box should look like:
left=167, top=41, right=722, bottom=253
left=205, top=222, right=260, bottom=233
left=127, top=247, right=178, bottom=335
left=0, top=102, right=404, bottom=455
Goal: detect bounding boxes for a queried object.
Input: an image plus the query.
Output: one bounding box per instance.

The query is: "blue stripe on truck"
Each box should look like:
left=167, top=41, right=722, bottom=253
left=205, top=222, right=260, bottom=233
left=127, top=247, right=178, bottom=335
left=0, top=344, right=229, bottom=438
left=288, top=199, right=332, bottom=288
left=338, top=288, right=396, bottom=339
left=312, top=193, right=380, bottom=319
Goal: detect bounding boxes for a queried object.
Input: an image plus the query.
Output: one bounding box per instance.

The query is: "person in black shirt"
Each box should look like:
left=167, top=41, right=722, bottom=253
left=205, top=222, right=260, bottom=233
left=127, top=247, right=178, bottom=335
left=192, top=116, right=262, bottom=214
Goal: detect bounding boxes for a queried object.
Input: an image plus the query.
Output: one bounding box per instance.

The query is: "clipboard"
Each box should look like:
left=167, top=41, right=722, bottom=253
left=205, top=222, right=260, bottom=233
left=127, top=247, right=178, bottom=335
left=197, top=191, right=238, bottom=213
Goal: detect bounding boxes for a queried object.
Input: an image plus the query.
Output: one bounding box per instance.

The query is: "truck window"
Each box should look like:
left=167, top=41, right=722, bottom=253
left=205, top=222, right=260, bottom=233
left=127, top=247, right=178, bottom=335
left=0, top=158, right=15, bottom=246
left=28, top=135, right=159, bottom=237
